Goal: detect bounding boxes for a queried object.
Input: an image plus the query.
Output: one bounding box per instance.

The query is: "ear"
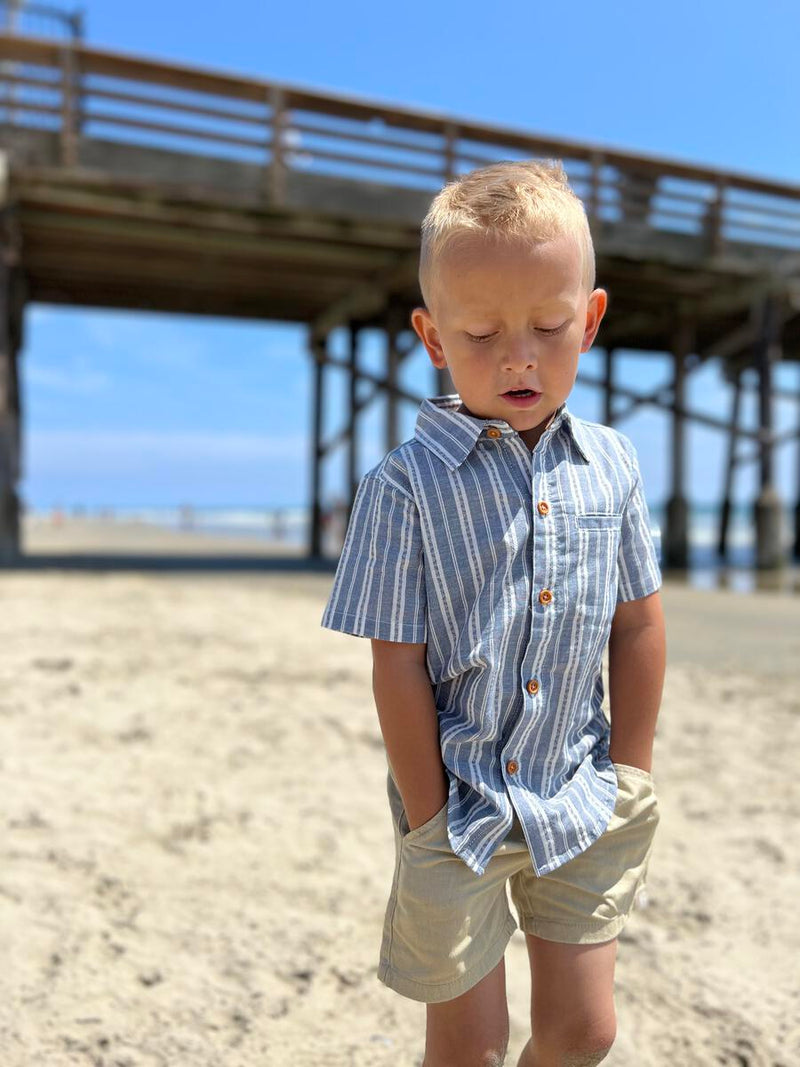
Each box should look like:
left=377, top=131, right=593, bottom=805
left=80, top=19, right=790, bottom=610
left=580, top=289, right=608, bottom=352
left=411, top=306, right=447, bottom=369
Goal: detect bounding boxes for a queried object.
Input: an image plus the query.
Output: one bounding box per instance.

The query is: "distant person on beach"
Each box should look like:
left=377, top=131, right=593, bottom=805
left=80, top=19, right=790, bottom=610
left=321, top=160, right=665, bottom=1066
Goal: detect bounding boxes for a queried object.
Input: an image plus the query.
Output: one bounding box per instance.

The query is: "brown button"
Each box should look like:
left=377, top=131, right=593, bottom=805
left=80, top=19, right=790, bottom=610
left=539, top=589, right=553, bottom=605
left=506, top=759, right=519, bottom=775
left=526, top=678, right=539, bottom=695
left=486, top=427, right=502, bottom=439
left=537, top=501, right=550, bottom=516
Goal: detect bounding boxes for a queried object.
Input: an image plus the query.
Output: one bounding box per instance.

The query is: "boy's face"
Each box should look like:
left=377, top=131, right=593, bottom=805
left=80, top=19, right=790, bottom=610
left=411, top=230, right=607, bottom=451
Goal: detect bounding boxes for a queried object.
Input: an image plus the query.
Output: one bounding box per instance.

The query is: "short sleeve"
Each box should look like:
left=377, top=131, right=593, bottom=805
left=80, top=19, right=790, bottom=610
left=321, top=474, right=428, bottom=642
left=617, top=443, right=662, bottom=603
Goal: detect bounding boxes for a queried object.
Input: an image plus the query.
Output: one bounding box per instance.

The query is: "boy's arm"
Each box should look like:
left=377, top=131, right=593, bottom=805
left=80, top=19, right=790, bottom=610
left=607, top=590, right=666, bottom=774
left=371, top=637, right=448, bottom=831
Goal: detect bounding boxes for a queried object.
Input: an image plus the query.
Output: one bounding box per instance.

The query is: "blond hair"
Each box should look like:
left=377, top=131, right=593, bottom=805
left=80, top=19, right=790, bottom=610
left=418, top=159, right=595, bottom=311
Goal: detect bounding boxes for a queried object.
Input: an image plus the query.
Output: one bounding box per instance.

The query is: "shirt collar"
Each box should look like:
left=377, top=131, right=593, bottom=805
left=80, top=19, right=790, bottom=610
left=414, top=394, right=592, bottom=470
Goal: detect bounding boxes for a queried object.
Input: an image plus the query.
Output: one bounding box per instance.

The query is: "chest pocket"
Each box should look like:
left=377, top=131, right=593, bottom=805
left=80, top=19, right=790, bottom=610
left=575, top=513, right=623, bottom=531
left=569, top=513, right=623, bottom=641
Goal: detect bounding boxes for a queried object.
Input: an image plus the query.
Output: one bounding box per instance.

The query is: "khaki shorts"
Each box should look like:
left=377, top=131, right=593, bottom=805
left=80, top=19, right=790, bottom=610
left=378, top=763, right=660, bottom=1003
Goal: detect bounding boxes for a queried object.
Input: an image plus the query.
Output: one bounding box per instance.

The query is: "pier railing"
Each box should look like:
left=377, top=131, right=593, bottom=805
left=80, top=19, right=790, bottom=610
left=1, top=33, right=800, bottom=260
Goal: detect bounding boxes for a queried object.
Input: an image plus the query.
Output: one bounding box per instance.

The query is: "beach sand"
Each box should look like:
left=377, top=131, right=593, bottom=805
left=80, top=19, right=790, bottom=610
left=2, top=518, right=799, bottom=1065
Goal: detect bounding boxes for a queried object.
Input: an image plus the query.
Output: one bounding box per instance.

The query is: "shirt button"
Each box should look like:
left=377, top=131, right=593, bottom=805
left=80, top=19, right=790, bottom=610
left=526, top=678, right=539, bottom=695
left=506, top=759, right=519, bottom=775
left=539, top=589, right=553, bottom=605
left=537, top=501, right=550, bottom=516
left=486, top=427, right=502, bottom=439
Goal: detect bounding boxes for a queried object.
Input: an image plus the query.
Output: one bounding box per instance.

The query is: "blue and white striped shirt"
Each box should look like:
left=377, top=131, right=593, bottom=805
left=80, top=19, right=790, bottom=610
left=321, top=394, right=662, bottom=877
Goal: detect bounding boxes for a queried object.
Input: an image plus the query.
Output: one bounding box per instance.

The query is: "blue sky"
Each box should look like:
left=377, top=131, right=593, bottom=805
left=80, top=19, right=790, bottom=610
left=19, top=0, right=800, bottom=511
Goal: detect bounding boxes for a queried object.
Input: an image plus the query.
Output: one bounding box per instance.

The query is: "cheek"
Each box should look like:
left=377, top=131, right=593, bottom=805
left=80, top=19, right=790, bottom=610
left=555, top=333, right=582, bottom=363
left=544, top=347, right=578, bottom=385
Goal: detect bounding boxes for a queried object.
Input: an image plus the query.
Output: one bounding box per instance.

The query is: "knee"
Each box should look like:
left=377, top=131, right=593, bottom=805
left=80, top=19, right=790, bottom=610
left=536, top=1019, right=616, bottom=1067
left=562, top=1040, right=615, bottom=1067
left=476, top=1048, right=507, bottom=1067
left=560, top=1021, right=616, bottom=1067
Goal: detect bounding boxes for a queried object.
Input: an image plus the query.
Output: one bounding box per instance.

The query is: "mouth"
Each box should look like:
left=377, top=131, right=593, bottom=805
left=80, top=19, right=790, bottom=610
left=501, top=388, right=542, bottom=407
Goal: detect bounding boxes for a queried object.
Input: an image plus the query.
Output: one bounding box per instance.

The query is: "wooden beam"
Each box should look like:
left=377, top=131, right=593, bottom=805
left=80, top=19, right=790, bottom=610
left=603, top=348, right=615, bottom=426
left=0, top=203, right=22, bottom=565
left=385, top=301, right=406, bottom=453
left=753, top=294, right=784, bottom=568
left=311, top=251, right=419, bottom=339
left=321, top=341, right=418, bottom=458
left=662, top=320, right=693, bottom=569
left=698, top=319, right=757, bottom=361
left=308, top=333, right=326, bottom=558
left=14, top=177, right=421, bottom=252
left=347, top=322, right=359, bottom=511
left=717, top=367, right=742, bottom=559
left=18, top=206, right=400, bottom=271
left=575, top=369, right=767, bottom=440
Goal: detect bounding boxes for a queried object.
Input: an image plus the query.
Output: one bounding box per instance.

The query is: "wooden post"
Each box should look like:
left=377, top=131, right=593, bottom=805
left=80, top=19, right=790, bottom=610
left=268, top=86, right=287, bottom=206
left=385, top=301, right=404, bottom=454
left=603, top=348, right=615, bottom=426
left=717, top=365, right=743, bottom=560
left=59, top=43, right=79, bottom=168
left=618, top=166, right=658, bottom=226
left=0, top=200, right=23, bottom=566
left=703, top=178, right=726, bottom=258
left=443, top=123, right=458, bottom=182
left=664, top=321, right=692, bottom=569
left=347, top=321, right=359, bottom=521
left=308, top=332, right=326, bottom=558
left=752, top=295, right=784, bottom=569
left=588, top=152, right=603, bottom=231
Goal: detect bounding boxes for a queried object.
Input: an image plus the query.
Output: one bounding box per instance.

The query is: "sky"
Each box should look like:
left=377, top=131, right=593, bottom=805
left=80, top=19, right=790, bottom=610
left=14, top=0, right=800, bottom=512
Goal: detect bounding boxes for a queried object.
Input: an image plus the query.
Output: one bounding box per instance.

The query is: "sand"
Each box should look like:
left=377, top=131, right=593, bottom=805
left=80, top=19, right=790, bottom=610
left=1, top=519, right=799, bottom=1066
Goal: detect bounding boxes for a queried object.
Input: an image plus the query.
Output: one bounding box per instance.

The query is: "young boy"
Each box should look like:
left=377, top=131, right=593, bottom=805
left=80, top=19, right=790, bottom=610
left=320, top=160, right=665, bottom=1067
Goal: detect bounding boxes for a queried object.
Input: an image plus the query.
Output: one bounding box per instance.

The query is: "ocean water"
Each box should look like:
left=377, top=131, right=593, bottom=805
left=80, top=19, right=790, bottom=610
left=647, top=503, right=800, bottom=594
left=46, top=501, right=800, bottom=594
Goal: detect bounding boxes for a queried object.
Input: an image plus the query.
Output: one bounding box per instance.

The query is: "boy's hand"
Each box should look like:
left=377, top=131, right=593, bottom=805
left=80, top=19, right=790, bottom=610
left=403, top=771, right=449, bottom=831
left=371, top=637, right=450, bottom=834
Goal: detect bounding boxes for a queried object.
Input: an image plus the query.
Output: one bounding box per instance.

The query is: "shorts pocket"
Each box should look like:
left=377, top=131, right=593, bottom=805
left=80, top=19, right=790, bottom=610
left=401, top=797, right=449, bottom=843
left=609, top=762, right=660, bottom=835
left=612, top=761, right=655, bottom=786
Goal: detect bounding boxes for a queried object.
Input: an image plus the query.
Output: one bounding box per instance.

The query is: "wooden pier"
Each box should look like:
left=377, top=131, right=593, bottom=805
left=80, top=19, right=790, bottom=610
left=1, top=32, right=799, bottom=568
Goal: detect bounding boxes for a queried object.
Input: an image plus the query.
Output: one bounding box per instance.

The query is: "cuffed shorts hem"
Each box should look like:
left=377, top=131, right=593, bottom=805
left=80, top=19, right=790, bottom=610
left=518, top=913, right=628, bottom=945
left=377, top=913, right=518, bottom=1004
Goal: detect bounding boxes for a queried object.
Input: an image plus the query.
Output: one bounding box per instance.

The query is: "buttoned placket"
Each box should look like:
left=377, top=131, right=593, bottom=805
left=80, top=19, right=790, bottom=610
left=523, top=420, right=566, bottom=787
left=481, top=422, right=529, bottom=774
left=481, top=413, right=568, bottom=791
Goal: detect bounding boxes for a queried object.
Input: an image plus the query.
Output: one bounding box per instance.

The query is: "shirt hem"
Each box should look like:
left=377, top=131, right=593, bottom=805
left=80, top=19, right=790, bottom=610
left=320, top=610, right=426, bottom=643
left=456, top=783, right=618, bottom=879
left=617, top=574, right=662, bottom=603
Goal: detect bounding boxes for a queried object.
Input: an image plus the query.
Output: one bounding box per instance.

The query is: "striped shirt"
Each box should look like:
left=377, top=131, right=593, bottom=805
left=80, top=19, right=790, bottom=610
left=321, top=394, right=662, bottom=877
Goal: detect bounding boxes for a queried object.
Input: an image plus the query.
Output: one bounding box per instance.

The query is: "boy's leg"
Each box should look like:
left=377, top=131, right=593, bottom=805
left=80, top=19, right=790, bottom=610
left=423, top=956, right=509, bottom=1067
left=509, top=764, right=659, bottom=1065
left=515, top=935, right=617, bottom=1067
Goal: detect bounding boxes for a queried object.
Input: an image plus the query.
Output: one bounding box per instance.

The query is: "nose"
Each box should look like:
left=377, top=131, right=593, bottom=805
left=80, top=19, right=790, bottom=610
left=503, top=337, right=538, bottom=371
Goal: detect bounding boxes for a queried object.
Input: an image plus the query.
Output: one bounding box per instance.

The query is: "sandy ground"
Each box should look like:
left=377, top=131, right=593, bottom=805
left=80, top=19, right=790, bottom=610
left=1, top=519, right=799, bottom=1066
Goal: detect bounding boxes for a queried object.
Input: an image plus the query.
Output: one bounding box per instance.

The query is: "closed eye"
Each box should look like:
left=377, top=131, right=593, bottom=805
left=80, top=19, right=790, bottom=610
left=466, top=322, right=569, bottom=344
